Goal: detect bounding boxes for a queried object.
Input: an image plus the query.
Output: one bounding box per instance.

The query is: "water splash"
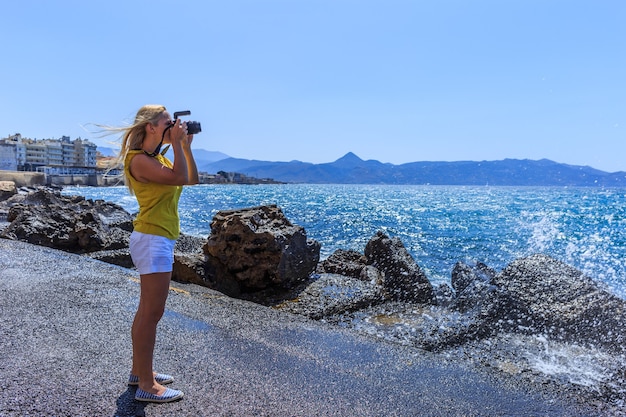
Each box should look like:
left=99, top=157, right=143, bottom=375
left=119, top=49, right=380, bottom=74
left=516, top=335, right=613, bottom=391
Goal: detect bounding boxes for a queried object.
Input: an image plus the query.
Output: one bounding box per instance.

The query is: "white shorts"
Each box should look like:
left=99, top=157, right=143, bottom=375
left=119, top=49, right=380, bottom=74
left=129, top=231, right=176, bottom=275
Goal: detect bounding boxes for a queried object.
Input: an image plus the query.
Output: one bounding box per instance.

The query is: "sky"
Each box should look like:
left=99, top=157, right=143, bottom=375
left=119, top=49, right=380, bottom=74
left=2, top=0, right=625, bottom=171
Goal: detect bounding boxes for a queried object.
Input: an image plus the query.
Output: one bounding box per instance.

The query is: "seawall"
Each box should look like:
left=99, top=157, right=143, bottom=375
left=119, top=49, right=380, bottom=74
left=0, top=170, right=45, bottom=187
left=0, top=170, right=120, bottom=187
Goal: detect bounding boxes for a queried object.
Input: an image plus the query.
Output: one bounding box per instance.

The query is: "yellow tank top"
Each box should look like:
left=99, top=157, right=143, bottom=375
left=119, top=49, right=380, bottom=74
left=124, top=150, right=183, bottom=240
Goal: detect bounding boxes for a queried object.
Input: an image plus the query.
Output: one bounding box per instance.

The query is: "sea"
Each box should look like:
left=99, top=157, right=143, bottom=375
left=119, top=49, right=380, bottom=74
left=62, top=184, right=626, bottom=405
left=63, top=183, right=626, bottom=300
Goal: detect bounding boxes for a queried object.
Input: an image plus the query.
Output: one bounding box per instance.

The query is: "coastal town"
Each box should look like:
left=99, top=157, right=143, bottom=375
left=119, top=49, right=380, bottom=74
left=0, top=133, right=281, bottom=187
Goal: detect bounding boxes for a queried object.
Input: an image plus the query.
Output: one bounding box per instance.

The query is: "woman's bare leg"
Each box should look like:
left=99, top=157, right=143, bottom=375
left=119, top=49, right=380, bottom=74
left=130, top=271, right=172, bottom=395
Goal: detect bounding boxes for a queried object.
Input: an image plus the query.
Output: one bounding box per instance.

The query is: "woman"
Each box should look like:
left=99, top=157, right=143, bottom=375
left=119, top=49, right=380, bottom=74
left=119, top=104, right=199, bottom=403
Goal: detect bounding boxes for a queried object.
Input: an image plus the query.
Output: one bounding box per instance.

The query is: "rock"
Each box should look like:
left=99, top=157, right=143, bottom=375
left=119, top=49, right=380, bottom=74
left=1, top=186, right=65, bottom=207
left=493, top=254, right=626, bottom=353
left=274, top=273, right=386, bottom=319
left=451, top=261, right=495, bottom=293
left=330, top=300, right=497, bottom=352
left=364, top=231, right=434, bottom=303
left=433, top=283, right=454, bottom=307
left=174, top=234, right=206, bottom=254
left=423, top=261, right=506, bottom=348
left=0, top=181, right=16, bottom=202
left=451, top=261, right=501, bottom=314
left=319, top=249, right=368, bottom=279
left=344, top=262, right=502, bottom=352
left=0, top=188, right=133, bottom=253
left=203, top=205, right=321, bottom=294
left=341, top=255, right=626, bottom=354
left=87, top=248, right=134, bottom=268
left=360, top=265, right=385, bottom=287
left=173, top=253, right=209, bottom=286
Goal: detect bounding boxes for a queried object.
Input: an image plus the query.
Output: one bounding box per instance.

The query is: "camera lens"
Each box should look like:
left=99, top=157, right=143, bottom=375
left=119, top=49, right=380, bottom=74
left=187, top=121, right=202, bottom=135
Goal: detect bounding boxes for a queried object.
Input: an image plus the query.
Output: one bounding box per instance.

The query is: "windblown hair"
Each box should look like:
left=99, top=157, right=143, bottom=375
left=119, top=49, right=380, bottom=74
left=97, top=105, right=167, bottom=194
left=120, top=105, right=167, bottom=155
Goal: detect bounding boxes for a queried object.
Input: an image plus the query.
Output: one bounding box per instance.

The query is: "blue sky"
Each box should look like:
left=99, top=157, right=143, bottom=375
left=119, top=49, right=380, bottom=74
left=2, top=0, right=624, bottom=171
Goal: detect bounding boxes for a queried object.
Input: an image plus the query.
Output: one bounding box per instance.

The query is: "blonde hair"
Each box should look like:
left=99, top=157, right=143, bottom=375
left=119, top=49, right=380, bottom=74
left=97, top=104, right=167, bottom=193
left=120, top=104, right=167, bottom=154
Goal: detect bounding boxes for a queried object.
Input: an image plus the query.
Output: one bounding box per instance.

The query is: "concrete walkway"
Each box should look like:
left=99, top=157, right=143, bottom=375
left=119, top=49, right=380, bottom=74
left=0, top=239, right=597, bottom=417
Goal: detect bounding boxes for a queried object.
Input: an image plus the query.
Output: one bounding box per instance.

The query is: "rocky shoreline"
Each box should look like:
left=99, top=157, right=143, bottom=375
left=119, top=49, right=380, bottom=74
left=1, top=182, right=625, bottom=414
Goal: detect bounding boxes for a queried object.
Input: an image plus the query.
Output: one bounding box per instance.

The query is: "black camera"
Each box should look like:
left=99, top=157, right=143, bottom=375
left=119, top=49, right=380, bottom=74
left=174, top=110, right=202, bottom=135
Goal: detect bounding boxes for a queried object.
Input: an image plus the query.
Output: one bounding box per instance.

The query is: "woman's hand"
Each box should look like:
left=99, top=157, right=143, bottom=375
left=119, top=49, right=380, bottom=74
left=168, top=119, right=188, bottom=147
left=170, top=120, right=195, bottom=152
left=181, top=134, right=194, bottom=153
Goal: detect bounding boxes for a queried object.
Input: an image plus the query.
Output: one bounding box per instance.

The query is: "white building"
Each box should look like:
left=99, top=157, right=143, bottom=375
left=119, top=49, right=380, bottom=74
left=0, top=133, right=98, bottom=171
left=0, top=141, right=17, bottom=170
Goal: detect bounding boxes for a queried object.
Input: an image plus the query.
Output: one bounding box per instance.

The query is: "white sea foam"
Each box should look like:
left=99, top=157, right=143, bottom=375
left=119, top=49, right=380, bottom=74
left=515, top=335, right=614, bottom=392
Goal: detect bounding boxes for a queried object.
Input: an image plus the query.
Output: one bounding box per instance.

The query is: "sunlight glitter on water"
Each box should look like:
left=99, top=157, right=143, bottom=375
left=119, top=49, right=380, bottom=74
left=63, top=184, right=626, bottom=298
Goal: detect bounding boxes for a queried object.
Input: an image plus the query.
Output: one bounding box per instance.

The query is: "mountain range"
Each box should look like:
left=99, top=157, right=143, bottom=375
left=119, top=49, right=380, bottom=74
left=199, top=152, right=626, bottom=187
left=98, top=147, right=626, bottom=186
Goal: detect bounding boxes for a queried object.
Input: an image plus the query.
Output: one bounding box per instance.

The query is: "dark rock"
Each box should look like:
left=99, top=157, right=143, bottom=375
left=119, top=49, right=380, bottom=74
left=200, top=260, right=242, bottom=299
left=172, top=234, right=212, bottom=286
left=451, top=261, right=501, bottom=314
left=432, top=261, right=528, bottom=348
left=433, top=283, right=454, bottom=307
left=364, top=231, right=434, bottom=303
left=493, top=253, right=626, bottom=354
left=0, top=181, right=17, bottom=202
left=1, top=189, right=133, bottom=253
left=320, top=249, right=368, bottom=279
left=173, top=253, right=209, bottom=286
left=340, top=255, right=626, bottom=354
left=360, top=265, right=385, bottom=286
left=203, top=205, right=321, bottom=293
left=451, top=261, right=496, bottom=293
left=174, top=234, right=206, bottom=254
left=274, top=273, right=386, bottom=319
left=87, top=248, right=134, bottom=268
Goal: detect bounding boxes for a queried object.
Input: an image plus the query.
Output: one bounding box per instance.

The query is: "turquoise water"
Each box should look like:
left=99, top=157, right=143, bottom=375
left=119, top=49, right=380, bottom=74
left=63, top=184, right=626, bottom=298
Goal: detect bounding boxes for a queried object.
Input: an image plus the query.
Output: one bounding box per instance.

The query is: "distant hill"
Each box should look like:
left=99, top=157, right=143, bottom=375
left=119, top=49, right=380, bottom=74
left=99, top=145, right=626, bottom=186
left=199, top=152, right=626, bottom=187
left=97, top=146, right=230, bottom=166
left=185, top=148, right=230, bottom=164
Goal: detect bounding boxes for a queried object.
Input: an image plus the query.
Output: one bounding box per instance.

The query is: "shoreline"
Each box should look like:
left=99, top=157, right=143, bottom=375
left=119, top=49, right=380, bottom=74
left=0, top=238, right=608, bottom=416
left=1, top=185, right=624, bottom=415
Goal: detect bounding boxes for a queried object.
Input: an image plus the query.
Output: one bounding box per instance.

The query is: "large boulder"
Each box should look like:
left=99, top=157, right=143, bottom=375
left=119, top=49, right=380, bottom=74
left=0, top=188, right=133, bottom=253
left=492, top=253, right=626, bottom=353
left=203, top=205, right=321, bottom=295
left=364, top=231, right=434, bottom=303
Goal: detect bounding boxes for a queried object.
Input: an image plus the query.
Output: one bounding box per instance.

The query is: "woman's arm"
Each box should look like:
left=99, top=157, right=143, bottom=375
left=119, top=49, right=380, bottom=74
left=182, top=135, right=199, bottom=185
left=129, top=121, right=193, bottom=185
left=129, top=142, right=189, bottom=185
